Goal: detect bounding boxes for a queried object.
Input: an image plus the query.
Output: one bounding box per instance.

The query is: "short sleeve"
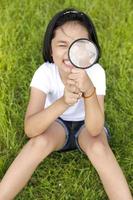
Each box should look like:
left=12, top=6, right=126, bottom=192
left=30, top=64, right=51, bottom=94
left=86, top=64, right=106, bottom=95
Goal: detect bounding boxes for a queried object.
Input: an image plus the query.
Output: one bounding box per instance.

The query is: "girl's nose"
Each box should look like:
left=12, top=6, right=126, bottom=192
left=63, top=49, right=69, bottom=59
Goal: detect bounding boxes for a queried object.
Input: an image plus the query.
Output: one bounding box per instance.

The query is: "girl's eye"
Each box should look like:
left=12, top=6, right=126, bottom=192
left=58, top=45, right=67, bottom=48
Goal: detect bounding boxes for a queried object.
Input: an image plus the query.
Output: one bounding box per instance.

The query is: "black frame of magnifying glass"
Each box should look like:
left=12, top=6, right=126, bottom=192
left=68, top=38, right=99, bottom=69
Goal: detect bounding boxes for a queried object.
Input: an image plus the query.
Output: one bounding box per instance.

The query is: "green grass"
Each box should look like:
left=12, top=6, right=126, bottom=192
left=0, top=0, right=133, bottom=199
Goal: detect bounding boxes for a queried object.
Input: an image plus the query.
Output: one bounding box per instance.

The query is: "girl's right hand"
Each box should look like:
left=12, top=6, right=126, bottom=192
left=63, top=83, right=82, bottom=106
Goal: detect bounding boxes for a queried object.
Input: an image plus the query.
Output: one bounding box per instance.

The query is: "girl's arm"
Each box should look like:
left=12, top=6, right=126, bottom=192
left=24, top=87, right=68, bottom=138
left=68, top=68, right=105, bottom=136
left=83, top=89, right=105, bottom=136
left=24, top=85, right=80, bottom=138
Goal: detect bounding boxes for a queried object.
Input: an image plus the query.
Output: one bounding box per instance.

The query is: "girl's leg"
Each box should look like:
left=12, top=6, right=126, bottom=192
left=78, top=128, right=132, bottom=200
left=0, top=121, right=66, bottom=200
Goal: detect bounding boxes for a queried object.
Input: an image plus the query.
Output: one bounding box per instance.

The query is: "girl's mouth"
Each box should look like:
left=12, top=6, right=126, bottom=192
left=63, top=60, right=74, bottom=69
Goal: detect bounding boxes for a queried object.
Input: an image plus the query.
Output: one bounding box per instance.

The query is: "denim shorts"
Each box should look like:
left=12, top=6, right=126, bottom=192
left=55, top=117, right=111, bottom=152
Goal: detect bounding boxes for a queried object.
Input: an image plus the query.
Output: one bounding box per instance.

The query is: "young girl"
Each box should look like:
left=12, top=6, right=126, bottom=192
left=0, top=8, right=132, bottom=200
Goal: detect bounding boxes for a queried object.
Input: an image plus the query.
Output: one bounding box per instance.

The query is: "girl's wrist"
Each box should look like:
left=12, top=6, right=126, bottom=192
left=60, top=96, right=71, bottom=108
left=82, top=87, right=96, bottom=99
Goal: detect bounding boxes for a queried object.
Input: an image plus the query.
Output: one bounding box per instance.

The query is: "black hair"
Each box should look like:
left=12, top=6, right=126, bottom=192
left=43, top=8, right=101, bottom=63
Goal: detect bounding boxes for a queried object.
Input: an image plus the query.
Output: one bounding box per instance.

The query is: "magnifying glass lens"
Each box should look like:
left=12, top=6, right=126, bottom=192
left=68, top=39, right=99, bottom=69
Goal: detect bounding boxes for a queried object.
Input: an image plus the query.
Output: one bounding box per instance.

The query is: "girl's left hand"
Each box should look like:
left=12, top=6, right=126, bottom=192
left=67, top=68, right=94, bottom=93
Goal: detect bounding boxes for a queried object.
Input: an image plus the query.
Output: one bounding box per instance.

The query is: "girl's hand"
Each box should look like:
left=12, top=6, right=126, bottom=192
left=63, top=83, right=82, bottom=106
left=68, top=68, right=94, bottom=94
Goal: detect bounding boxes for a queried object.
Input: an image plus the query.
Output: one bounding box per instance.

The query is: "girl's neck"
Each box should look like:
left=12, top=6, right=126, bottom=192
left=59, top=71, right=68, bottom=85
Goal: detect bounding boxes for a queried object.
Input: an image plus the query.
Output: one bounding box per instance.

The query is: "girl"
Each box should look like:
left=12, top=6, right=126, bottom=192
left=0, top=8, right=132, bottom=200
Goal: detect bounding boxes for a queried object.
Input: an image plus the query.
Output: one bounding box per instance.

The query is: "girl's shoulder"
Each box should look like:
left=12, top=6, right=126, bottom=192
left=85, top=63, right=106, bottom=95
left=30, top=62, right=57, bottom=94
left=86, top=63, right=105, bottom=74
left=35, top=62, right=56, bottom=74
left=85, top=63, right=106, bottom=79
left=32, top=62, right=59, bottom=80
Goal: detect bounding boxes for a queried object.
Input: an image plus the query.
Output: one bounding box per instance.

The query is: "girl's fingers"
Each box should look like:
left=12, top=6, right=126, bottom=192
left=71, top=68, right=82, bottom=74
left=71, top=93, right=80, bottom=99
left=74, top=86, right=81, bottom=94
left=68, top=73, right=79, bottom=80
left=78, top=92, right=82, bottom=98
left=75, top=81, right=79, bottom=88
left=66, top=79, right=76, bottom=85
left=67, top=84, right=81, bottom=94
left=66, top=83, right=76, bottom=92
left=66, top=79, right=80, bottom=91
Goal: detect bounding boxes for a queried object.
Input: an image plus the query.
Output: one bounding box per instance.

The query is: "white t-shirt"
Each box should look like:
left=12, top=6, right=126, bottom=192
left=30, top=62, right=106, bottom=121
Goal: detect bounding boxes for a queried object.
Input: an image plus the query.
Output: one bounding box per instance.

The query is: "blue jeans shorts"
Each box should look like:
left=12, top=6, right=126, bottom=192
left=55, top=117, right=111, bottom=152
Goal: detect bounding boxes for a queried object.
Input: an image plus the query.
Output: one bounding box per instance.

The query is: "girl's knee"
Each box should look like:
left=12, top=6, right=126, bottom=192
left=85, top=139, right=110, bottom=159
left=91, top=141, right=108, bottom=156
left=28, top=133, right=54, bottom=154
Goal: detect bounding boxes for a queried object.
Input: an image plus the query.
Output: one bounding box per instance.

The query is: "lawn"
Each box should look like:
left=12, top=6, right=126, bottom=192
left=0, top=0, right=133, bottom=199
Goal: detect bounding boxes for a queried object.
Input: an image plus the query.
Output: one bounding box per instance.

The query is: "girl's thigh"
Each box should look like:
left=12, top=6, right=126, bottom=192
left=77, top=127, right=110, bottom=155
left=38, top=121, right=67, bottom=151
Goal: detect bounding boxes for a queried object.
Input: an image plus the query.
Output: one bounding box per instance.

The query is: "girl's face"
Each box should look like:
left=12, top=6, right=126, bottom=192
left=51, top=22, right=89, bottom=76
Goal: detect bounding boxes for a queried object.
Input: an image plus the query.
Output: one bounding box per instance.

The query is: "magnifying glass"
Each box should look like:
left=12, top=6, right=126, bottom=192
left=68, top=38, right=99, bottom=69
